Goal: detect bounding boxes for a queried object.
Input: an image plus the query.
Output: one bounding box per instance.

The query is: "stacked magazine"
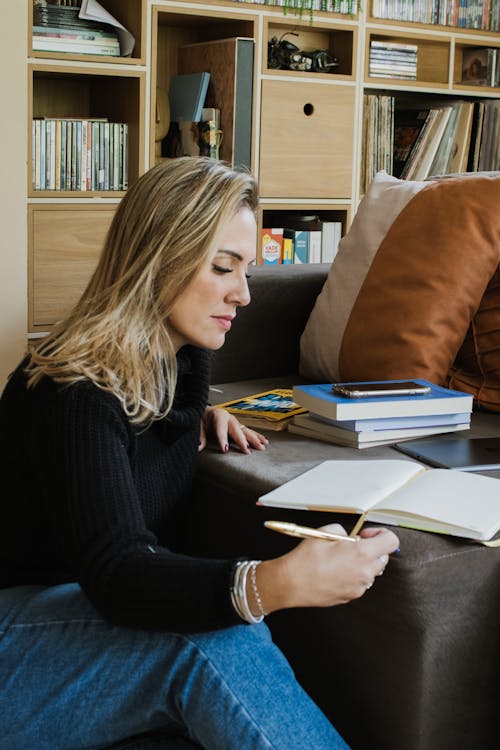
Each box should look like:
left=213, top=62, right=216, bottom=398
left=290, top=379, right=473, bottom=448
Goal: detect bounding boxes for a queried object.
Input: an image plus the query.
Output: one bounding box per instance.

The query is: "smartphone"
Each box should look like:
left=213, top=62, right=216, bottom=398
left=332, top=381, right=431, bottom=398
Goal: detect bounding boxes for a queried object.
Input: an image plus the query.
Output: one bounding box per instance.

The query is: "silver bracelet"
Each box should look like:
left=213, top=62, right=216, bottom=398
left=250, top=561, right=267, bottom=618
left=230, top=560, right=264, bottom=624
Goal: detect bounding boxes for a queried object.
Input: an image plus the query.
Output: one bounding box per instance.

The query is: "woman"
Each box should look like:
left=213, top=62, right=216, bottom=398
left=0, top=158, right=399, bottom=750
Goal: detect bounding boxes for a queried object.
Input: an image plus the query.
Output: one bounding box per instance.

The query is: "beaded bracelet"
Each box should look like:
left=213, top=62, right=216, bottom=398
left=230, top=560, right=265, bottom=624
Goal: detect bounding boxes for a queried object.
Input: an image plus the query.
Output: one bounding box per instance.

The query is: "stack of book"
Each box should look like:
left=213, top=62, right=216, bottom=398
left=290, top=379, right=473, bottom=448
left=369, top=40, right=418, bottom=80
left=33, top=0, right=121, bottom=57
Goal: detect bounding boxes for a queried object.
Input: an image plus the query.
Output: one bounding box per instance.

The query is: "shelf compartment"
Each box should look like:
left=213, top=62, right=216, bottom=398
left=259, top=78, right=355, bottom=199
left=29, top=64, right=145, bottom=196
left=264, top=18, right=356, bottom=78
left=152, top=4, right=257, bottom=168
left=453, top=42, right=500, bottom=89
left=30, top=0, right=146, bottom=64
left=28, top=204, right=116, bottom=331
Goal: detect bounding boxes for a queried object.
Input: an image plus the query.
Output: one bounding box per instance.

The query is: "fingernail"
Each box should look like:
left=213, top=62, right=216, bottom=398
left=224, top=444, right=229, bottom=453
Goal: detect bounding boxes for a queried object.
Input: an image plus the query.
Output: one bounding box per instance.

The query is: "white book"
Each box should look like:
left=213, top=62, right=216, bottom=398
left=291, top=412, right=470, bottom=448
left=258, top=459, right=500, bottom=543
left=308, top=230, right=322, bottom=263
left=320, top=221, right=342, bottom=263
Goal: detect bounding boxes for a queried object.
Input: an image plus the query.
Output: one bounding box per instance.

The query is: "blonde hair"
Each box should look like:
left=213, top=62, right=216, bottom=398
left=27, top=158, right=259, bottom=425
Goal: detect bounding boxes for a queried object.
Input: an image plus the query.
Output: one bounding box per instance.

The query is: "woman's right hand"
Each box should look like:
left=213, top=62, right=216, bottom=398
left=254, top=525, right=400, bottom=615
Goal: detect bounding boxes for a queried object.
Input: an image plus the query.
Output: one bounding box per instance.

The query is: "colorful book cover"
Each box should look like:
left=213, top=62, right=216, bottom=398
left=282, top=230, right=294, bottom=264
left=216, top=389, right=307, bottom=430
left=260, top=228, right=283, bottom=265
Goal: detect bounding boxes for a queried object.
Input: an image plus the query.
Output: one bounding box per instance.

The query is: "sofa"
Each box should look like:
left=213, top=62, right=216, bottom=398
left=185, top=263, right=500, bottom=750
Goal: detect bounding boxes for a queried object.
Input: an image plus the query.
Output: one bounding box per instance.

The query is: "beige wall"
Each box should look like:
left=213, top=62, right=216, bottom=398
left=0, top=4, right=28, bottom=389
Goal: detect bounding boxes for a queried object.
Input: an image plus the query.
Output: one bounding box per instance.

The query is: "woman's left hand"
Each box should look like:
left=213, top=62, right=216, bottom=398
left=199, top=406, right=269, bottom=454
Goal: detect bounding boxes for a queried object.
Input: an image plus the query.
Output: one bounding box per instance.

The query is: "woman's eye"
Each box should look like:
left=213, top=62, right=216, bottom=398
left=212, top=264, right=233, bottom=274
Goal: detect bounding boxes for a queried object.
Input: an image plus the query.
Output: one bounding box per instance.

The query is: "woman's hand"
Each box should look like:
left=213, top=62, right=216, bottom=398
left=199, top=406, right=269, bottom=454
left=252, top=525, right=400, bottom=615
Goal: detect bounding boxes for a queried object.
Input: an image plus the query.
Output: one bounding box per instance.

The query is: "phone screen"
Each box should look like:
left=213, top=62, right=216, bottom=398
left=332, top=381, right=431, bottom=398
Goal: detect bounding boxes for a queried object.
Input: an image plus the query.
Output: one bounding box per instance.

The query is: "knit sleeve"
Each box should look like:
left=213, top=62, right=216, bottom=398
left=29, top=370, right=243, bottom=633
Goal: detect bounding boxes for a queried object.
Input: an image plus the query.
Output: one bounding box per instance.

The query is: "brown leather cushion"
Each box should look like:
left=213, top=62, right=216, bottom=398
left=301, top=171, right=500, bottom=412
left=448, top=267, right=500, bottom=411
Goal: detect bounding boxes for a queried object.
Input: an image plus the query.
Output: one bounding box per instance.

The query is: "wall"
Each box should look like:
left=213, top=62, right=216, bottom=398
left=0, top=4, right=28, bottom=389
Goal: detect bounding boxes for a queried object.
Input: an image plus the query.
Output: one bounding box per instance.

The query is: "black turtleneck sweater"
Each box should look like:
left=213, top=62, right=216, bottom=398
left=0, top=346, right=241, bottom=632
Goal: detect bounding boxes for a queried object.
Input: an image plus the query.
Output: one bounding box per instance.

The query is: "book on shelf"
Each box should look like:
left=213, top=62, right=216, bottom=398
left=215, top=389, right=307, bottom=432
left=293, top=229, right=309, bottom=264
left=427, top=101, right=463, bottom=176
left=257, top=459, right=500, bottom=544
left=404, top=105, right=453, bottom=180
left=282, top=230, right=294, bottom=265
left=393, top=108, right=430, bottom=178
left=477, top=100, right=500, bottom=171
left=168, top=73, right=210, bottom=124
left=289, top=412, right=470, bottom=449
left=260, top=228, right=283, bottom=265
left=178, top=37, right=254, bottom=170
left=320, top=221, right=342, bottom=263
left=362, top=94, right=394, bottom=189
left=448, top=100, right=475, bottom=173
left=292, top=380, right=474, bottom=421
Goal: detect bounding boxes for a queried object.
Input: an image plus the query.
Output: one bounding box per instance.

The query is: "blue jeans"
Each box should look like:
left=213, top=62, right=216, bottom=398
left=0, top=584, right=350, bottom=750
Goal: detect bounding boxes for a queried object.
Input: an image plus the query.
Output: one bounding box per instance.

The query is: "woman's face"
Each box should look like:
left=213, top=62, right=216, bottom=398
left=167, top=206, right=257, bottom=352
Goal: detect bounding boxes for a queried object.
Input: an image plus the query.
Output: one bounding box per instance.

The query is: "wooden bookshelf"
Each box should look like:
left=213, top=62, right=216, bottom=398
left=21, top=0, right=500, bottom=336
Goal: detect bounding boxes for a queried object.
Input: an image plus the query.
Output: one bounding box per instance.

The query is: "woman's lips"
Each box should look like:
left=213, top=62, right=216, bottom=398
left=213, top=316, right=234, bottom=332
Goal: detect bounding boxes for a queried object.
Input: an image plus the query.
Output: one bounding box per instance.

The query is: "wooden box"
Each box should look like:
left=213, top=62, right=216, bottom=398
left=259, top=79, right=355, bottom=199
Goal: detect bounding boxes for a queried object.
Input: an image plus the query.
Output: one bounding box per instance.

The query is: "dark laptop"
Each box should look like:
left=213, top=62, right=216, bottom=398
left=393, top=436, right=500, bottom=472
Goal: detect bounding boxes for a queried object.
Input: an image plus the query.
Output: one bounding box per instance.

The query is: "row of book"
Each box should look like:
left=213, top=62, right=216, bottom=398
left=230, top=1, right=359, bottom=13
left=362, top=95, right=500, bottom=190
left=32, top=118, right=128, bottom=192
left=259, top=223, right=342, bottom=265
left=369, top=40, right=418, bottom=80
left=361, top=94, right=394, bottom=192
left=214, top=378, right=474, bottom=449
left=372, top=0, right=500, bottom=31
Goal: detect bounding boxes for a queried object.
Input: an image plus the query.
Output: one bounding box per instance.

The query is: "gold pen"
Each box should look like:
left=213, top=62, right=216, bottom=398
left=264, top=520, right=359, bottom=543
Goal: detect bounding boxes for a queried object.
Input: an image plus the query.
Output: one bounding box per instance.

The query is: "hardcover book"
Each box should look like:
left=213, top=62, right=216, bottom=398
left=168, top=72, right=210, bottom=123
left=258, top=459, right=500, bottom=544
left=292, top=380, right=473, bottom=421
